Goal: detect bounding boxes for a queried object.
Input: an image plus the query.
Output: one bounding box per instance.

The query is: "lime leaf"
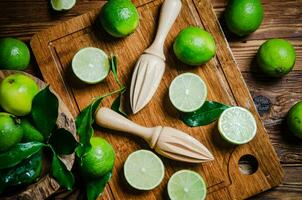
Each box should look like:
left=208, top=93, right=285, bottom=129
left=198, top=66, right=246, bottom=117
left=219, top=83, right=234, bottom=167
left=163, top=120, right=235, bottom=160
left=49, top=128, right=78, bottom=155
left=0, top=151, right=43, bottom=192
left=76, top=55, right=125, bottom=157
left=111, top=90, right=127, bottom=117
left=110, top=56, right=127, bottom=117
left=50, top=149, right=75, bottom=190
left=31, top=86, right=59, bottom=140
left=76, top=97, right=104, bottom=158
left=110, top=56, right=123, bottom=88
left=0, top=142, right=44, bottom=170
left=86, top=172, right=112, bottom=200
left=180, top=101, right=230, bottom=127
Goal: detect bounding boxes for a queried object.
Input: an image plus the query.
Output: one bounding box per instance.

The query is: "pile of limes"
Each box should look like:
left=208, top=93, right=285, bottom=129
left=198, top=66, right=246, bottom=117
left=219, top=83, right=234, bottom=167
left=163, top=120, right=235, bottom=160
left=0, top=74, right=43, bottom=192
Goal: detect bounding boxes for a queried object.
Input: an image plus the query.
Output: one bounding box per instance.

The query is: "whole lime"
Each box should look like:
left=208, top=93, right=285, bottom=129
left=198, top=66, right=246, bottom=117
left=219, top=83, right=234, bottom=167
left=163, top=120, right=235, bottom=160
left=0, top=74, right=39, bottom=116
left=20, top=119, right=44, bottom=142
left=224, top=0, right=264, bottom=36
left=257, top=39, right=296, bottom=77
left=173, top=27, right=216, bottom=66
left=0, top=38, right=30, bottom=70
left=78, top=137, right=115, bottom=180
left=100, top=0, right=139, bottom=38
left=287, top=101, right=302, bottom=139
left=0, top=112, right=23, bottom=152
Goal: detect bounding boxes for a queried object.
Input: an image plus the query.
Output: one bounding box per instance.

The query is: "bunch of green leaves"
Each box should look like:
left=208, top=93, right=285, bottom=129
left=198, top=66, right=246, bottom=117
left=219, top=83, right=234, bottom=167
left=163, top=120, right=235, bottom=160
left=75, top=56, right=126, bottom=200
left=180, top=101, right=230, bottom=127
left=0, top=86, right=78, bottom=193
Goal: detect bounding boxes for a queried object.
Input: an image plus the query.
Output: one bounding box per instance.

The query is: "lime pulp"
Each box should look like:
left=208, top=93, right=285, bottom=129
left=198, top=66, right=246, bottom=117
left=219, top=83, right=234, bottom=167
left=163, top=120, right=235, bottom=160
left=169, top=73, right=207, bottom=112
left=124, top=150, right=164, bottom=190
left=218, top=106, right=257, bottom=145
left=72, top=47, right=110, bottom=84
left=168, top=170, right=207, bottom=200
left=51, top=0, right=76, bottom=11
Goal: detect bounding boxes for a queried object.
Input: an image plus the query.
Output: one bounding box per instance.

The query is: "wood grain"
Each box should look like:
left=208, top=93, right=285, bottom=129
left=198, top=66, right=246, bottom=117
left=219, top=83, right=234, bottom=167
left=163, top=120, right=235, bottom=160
left=0, top=70, right=77, bottom=200
left=29, top=0, right=285, bottom=199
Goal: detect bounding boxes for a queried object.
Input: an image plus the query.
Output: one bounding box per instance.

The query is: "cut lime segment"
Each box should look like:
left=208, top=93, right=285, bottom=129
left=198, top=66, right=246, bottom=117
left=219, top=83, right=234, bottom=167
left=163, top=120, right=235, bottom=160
left=124, top=150, right=164, bottom=190
left=72, top=47, right=110, bottom=84
left=169, top=73, right=207, bottom=112
left=168, top=170, right=207, bottom=200
left=51, top=0, right=76, bottom=11
left=218, top=106, right=257, bottom=145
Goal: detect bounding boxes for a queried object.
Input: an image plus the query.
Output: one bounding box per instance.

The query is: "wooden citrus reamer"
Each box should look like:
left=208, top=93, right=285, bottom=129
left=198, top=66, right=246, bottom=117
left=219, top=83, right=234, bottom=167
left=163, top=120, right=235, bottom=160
left=130, top=0, right=182, bottom=113
left=95, top=107, right=214, bottom=163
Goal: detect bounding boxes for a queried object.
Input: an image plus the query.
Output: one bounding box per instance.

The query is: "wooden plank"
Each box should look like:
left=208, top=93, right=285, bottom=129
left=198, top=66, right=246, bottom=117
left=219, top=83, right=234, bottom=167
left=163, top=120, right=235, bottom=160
left=213, top=0, right=302, bottom=40
left=230, top=39, right=302, bottom=72
left=1, top=0, right=301, bottom=73
left=30, top=0, right=285, bottom=199
left=243, top=71, right=302, bottom=125
left=250, top=164, right=302, bottom=200
left=242, top=71, right=302, bottom=164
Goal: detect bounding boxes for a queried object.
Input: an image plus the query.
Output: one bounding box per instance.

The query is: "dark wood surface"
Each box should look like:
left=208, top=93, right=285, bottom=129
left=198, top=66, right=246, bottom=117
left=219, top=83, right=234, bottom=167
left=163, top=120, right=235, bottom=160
left=0, top=0, right=301, bottom=199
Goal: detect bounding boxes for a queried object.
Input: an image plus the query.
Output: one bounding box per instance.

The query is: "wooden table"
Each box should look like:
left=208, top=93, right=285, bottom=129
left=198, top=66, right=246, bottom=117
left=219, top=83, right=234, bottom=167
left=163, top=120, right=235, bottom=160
left=0, top=0, right=301, bottom=199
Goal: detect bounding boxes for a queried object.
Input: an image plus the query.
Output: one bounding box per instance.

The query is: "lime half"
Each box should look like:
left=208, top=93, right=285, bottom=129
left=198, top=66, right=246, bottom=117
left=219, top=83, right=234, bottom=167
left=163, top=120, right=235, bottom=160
left=124, top=150, right=164, bottom=190
left=51, top=0, right=76, bottom=11
left=169, top=73, right=207, bottom=112
left=168, top=170, right=207, bottom=200
left=218, top=107, right=257, bottom=145
left=72, top=47, right=110, bottom=84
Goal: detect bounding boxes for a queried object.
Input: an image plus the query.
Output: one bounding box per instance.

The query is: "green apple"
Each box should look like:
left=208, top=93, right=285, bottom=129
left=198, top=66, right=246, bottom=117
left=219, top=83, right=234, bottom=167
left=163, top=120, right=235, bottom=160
left=0, top=112, right=23, bottom=152
left=0, top=74, right=39, bottom=116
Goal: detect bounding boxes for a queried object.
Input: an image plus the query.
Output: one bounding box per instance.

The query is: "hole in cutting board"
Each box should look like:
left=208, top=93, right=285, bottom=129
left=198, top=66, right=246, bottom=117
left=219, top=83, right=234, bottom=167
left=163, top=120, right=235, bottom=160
left=238, top=154, right=258, bottom=175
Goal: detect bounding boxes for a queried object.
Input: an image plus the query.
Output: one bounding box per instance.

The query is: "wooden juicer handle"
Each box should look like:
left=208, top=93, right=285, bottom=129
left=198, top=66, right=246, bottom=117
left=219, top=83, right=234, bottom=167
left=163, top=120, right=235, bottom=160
left=95, top=107, right=162, bottom=148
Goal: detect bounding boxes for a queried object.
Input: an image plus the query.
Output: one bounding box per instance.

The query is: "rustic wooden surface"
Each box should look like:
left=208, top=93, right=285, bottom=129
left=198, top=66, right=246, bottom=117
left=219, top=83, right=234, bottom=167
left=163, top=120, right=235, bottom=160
left=30, top=0, right=284, bottom=199
left=0, top=0, right=301, bottom=199
left=0, top=70, right=77, bottom=200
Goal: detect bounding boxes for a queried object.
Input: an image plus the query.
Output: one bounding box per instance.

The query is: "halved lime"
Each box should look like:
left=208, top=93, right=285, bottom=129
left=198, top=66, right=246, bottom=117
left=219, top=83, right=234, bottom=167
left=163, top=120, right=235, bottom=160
left=168, top=170, right=207, bottom=200
left=169, top=73, right=207, bottom=112
left=72, top=47, right=110, bottom=84
left=218, top=106, right=257, bottom=145
left=51, top=0, right=76, bottom=11
left=124, top=150, right=164, bottom=190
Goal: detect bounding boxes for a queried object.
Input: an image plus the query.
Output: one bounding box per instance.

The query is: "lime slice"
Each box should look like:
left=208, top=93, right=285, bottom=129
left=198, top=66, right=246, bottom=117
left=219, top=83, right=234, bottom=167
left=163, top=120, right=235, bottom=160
left=72, top=47, right=110, bottom=84
left=51, top=0, right=76, bottom=11
left=168, top=170, right=207, bottom=200
left=218, top=106, right=257, bottom=145
left=124, top=150, right=164, bottom=190
left=169, top=73, right=207, bottom=112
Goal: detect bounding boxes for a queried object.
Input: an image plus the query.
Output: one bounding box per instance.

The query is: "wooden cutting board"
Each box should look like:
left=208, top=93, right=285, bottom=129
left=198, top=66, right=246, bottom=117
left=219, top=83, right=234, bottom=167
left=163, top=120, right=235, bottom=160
left=30, top=0, right=284, bottom=199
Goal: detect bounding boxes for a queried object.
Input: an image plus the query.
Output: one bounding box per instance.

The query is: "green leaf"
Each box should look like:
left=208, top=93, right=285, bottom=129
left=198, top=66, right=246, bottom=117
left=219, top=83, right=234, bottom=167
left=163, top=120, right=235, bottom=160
left=0, top=142, right=44, bottom=170
left=76, top=56, right=125, bottom=158
left=0, top=151, right=43, bottom=193
left=49, top=128, right=78, bottom=155
left=86, top=172, right=112, bottom=200
left=75, top=97, right=103, bottom=158
left=50, top=148, right=75, bottom=190
left=111, top=89, right=127, bottom=117
left=180, top=101, right=231, bottom=127
left=110, top=56, right=122, bottom=88
left=31, top=86, right=59, bottom=140
left=110, top=56, right=127, bottom=117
